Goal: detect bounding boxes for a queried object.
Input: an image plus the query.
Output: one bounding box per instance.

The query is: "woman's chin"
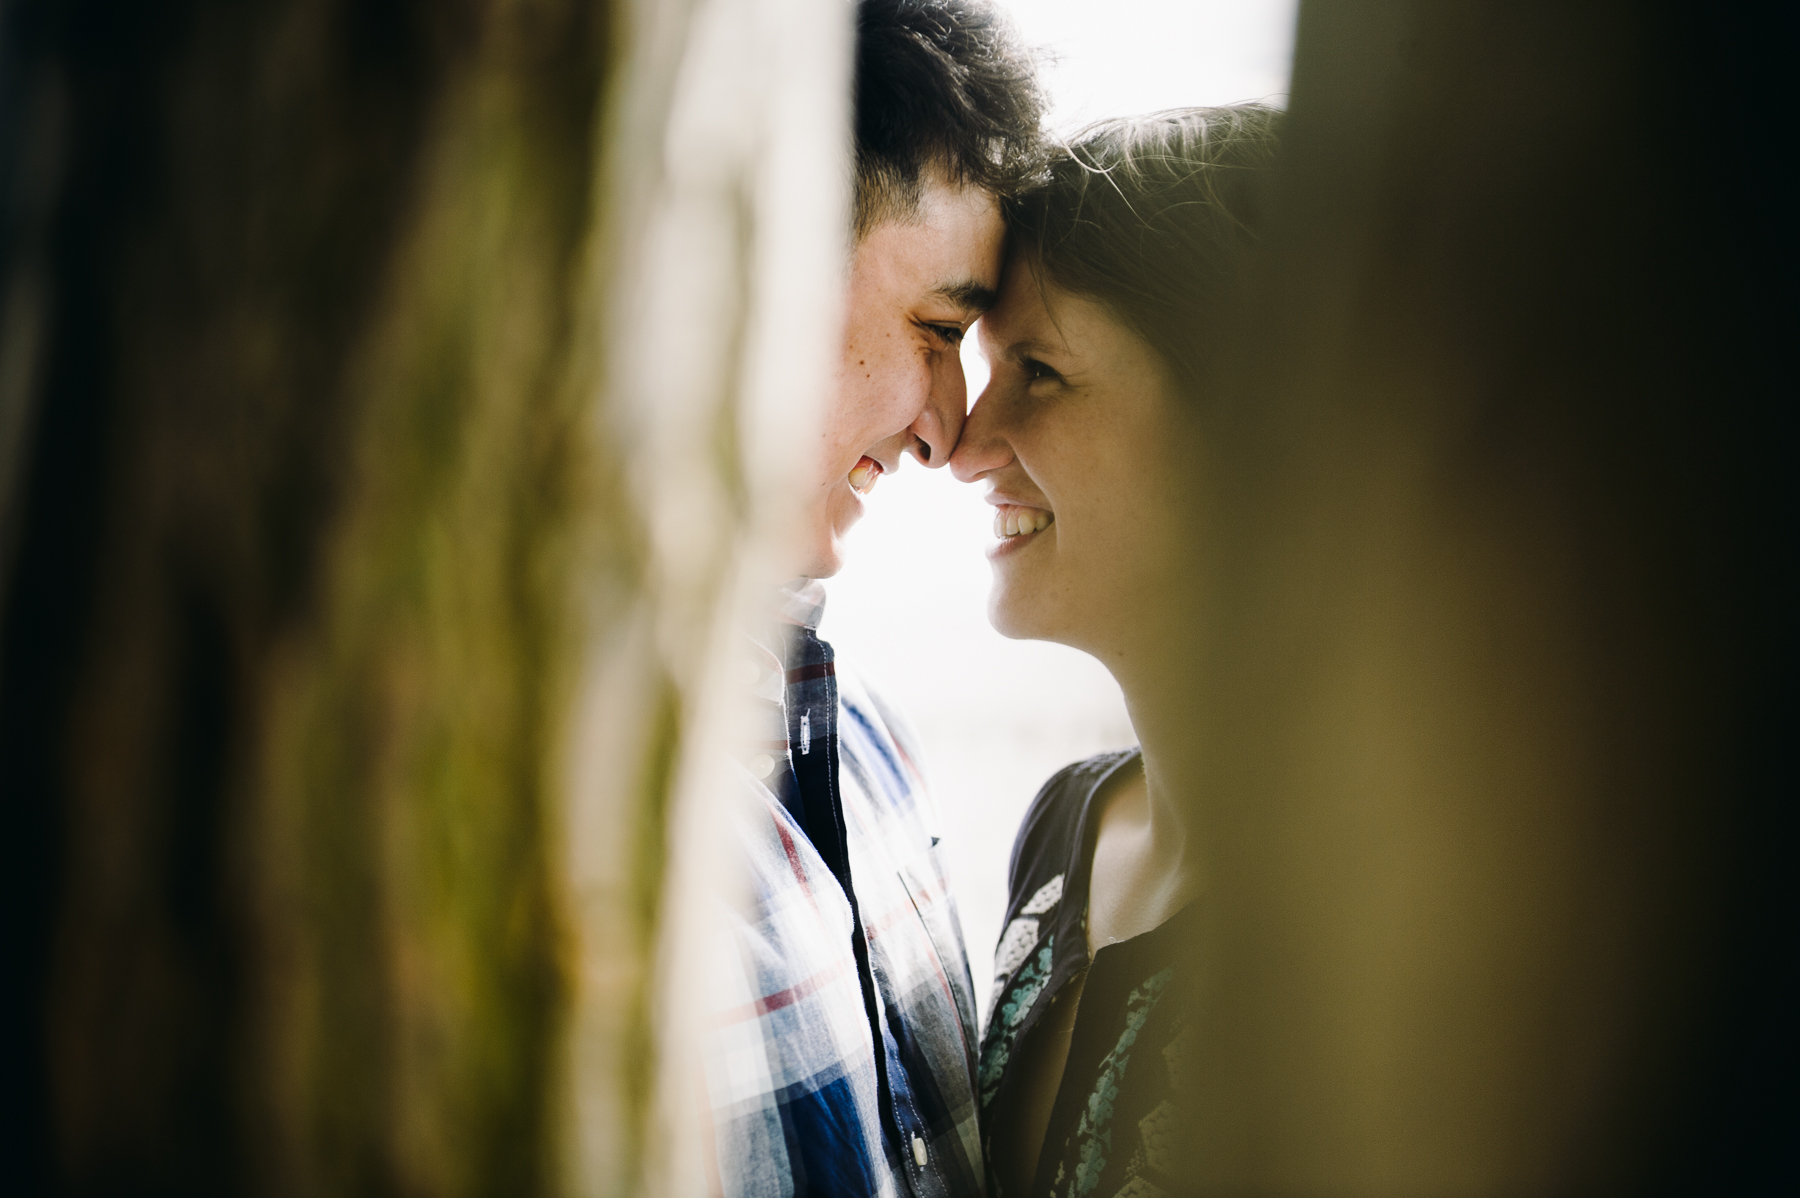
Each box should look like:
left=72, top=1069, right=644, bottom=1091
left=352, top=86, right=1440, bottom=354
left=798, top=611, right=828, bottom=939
left=986, top=583, right=1047, bottom=642
left=986, top=541, right=1046, bottom=638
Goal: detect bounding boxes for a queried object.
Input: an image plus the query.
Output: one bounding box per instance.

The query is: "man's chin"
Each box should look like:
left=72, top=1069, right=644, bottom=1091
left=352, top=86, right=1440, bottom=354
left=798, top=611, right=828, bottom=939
left=798, top=491, right=864, bottom=578
left=797, top=527, right=848, bottom=580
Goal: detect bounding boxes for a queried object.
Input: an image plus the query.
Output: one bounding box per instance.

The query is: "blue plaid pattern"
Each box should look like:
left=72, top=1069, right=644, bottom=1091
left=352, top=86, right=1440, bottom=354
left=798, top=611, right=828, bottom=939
left=701, top=583, right=985, bottom=1197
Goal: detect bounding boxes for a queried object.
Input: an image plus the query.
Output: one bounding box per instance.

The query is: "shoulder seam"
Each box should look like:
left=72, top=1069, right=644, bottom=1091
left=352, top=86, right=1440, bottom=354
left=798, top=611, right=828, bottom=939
left=1005, top=749, right=1136, bottom=907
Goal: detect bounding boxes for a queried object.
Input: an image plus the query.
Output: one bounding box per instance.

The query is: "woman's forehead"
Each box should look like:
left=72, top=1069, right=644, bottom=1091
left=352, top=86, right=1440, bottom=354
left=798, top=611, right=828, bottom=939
left=985, top=266, right=1110, bottom=355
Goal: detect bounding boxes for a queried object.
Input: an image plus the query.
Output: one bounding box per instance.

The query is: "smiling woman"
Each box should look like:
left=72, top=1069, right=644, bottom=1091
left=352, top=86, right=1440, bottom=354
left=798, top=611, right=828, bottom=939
left=948, top=106, right=1281, bottom=1198
left=951, top=269, right=1200, bottom=650
left=959, top=104, right=1280, bottom=652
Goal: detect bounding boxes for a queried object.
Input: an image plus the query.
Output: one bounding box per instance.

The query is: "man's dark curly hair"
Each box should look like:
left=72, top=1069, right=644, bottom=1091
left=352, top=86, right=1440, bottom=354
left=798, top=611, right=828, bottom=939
left=853, top=0, right=1046, bottom=238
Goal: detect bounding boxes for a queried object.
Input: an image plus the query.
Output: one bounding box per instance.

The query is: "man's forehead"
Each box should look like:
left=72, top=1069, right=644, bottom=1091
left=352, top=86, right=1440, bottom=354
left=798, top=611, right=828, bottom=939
left=888, top=176, right=1002, bottom=245
left=852, top=181, right=1005, bottom=313
left=857, top=221, right=1003, bottom=311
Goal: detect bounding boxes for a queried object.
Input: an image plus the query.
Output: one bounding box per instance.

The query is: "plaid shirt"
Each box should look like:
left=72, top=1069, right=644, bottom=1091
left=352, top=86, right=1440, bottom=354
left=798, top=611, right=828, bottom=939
left=701, top=582, right=985, bottom=1197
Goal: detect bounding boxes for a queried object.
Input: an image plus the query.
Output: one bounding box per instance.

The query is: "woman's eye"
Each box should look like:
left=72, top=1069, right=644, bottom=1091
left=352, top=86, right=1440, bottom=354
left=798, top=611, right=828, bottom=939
left=1022, top=357, right=1060, bottom=383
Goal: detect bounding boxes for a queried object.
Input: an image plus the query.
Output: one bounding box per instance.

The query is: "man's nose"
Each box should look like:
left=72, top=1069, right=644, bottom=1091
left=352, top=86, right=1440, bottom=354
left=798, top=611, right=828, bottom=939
left=948, top=382, right=1009, bottom=483
left=906, top=349, right=968, bottom=467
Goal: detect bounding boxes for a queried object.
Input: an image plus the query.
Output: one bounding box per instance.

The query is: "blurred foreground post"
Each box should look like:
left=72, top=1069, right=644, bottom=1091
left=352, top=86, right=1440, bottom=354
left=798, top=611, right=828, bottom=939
left=1181, top=0, right=1791, bottom=1191
left=0, top=0, right=842, bottom=1193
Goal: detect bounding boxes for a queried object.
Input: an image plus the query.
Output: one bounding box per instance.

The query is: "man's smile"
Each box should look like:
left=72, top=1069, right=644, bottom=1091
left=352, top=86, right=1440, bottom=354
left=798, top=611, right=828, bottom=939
left=848, top=455, right=885, bottom=495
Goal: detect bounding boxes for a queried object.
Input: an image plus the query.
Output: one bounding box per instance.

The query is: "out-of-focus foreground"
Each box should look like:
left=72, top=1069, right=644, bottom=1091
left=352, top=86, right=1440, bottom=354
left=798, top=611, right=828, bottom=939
left=0, top=0, right=842, bottom=1192
left=1172, top=1, right=1790, bottom=1190
left=0, top=1, right=1788, bottom=1196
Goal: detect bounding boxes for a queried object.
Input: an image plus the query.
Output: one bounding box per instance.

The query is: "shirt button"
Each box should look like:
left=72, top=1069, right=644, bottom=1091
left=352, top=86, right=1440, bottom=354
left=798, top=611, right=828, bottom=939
left=748, top=753, right=775, bottom=779
left=911, top=1135, right=928, bottom=1167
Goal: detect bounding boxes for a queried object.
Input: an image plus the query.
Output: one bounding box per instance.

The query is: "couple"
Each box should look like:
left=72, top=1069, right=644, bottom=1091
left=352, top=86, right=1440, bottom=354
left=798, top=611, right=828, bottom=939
left=703, top=3, right=1276, bottom=1196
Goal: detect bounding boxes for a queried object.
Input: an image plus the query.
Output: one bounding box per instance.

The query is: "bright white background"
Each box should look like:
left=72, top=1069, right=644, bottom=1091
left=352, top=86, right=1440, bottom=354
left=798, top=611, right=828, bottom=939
left=816, top=0, right=1297, bottom=1022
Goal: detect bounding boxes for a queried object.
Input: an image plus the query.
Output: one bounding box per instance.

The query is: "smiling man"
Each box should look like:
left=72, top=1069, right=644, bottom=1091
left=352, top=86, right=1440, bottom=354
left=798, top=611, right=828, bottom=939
left=809, top=187, right=1005, bottom=576
left=700, top=3, right=1043, bottom=1196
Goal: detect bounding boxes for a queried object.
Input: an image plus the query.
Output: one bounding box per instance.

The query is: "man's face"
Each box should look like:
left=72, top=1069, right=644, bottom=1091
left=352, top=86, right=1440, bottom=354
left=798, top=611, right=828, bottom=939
left=801, top=174, right=1004, bottom=577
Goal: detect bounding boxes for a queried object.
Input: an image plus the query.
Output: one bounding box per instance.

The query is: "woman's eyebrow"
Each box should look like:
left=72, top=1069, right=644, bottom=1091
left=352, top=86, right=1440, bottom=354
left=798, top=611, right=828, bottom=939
left=1000, top=336, right=1064, bottom=361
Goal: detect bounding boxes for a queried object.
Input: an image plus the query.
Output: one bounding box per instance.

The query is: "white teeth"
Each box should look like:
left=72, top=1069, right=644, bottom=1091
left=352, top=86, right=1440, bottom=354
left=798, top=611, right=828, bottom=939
left=848, top=457, right=880, bottom=494
left=993, top=504, right=1054, bottom=539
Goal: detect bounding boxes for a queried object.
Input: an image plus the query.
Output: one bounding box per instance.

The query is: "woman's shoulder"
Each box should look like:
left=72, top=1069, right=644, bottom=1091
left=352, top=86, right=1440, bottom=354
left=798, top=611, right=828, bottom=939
left=1005, top=748, right=1140, bottom=907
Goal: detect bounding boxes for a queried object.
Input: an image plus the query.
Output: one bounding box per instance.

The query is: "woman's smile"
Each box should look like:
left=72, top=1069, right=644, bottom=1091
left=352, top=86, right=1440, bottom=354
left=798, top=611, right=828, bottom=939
left=991, top=502, right=1054, bottom=551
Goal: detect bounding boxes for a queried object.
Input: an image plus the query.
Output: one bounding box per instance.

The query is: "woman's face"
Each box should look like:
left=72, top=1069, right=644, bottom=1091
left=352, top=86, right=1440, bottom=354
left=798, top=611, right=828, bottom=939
left=949, top=256, right=1193, bottom=659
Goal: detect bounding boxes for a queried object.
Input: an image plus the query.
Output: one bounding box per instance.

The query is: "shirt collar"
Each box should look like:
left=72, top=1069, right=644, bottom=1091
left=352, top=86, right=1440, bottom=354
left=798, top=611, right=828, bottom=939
left=744, top=579, right=828, bottom=691
left=776, top=578, right=828, bottom=630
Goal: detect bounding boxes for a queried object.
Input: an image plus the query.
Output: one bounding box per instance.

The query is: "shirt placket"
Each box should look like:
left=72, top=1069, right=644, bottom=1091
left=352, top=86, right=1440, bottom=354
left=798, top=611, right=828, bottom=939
left=783, top=625, right=945, bottom=1197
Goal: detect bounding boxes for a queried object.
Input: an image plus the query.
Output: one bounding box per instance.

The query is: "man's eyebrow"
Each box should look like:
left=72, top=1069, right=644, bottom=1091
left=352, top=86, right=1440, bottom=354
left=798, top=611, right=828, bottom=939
left=931, top=279, right=1000, bottom=314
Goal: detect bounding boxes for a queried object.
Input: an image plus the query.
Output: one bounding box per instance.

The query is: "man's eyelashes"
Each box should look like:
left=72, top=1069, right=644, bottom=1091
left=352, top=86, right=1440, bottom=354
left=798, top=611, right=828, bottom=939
left=924, top=322, right=966, bottom=347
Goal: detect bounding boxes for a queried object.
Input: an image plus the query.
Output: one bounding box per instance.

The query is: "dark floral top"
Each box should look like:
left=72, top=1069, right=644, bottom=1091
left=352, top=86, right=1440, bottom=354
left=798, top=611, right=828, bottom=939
left=978, top=750, right=1199, bottom=1198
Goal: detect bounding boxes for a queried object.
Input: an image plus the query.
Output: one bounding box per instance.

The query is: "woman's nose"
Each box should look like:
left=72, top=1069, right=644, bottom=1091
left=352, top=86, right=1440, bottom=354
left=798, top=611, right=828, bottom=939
left=948, top=383, right=1011, bottom=483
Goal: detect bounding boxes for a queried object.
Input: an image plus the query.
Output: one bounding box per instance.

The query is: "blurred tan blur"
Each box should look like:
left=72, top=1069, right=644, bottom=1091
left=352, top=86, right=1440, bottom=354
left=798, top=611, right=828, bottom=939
left=1166, top=1, right=1787, bottom=1191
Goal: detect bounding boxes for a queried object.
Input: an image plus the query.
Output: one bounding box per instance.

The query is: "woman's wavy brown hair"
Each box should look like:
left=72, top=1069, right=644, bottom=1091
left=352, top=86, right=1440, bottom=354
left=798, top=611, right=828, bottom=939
left=1009, top=105, right=1282, bottom=408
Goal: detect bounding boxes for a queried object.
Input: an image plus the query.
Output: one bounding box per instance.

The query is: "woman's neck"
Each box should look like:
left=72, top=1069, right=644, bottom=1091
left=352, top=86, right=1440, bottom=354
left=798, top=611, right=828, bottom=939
left=1084, top=631, right=1206, bottom=953
left=1080, top=607, right=1209, bottom=949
